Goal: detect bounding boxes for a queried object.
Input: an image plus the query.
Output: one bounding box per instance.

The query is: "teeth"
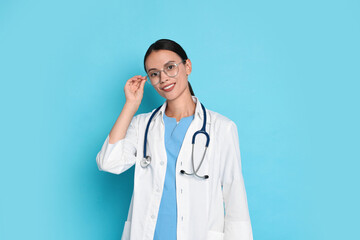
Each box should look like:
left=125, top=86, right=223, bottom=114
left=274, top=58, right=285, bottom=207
left=164, top=84, right=174, bottom=90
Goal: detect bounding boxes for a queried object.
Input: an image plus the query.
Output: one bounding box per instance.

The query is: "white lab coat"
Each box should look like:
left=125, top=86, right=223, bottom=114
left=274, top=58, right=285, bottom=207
left=96, top=96, right=253, bottom=240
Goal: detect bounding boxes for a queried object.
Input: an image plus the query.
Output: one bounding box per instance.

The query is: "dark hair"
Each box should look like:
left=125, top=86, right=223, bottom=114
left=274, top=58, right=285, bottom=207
left=144, top=39, right=195, bottom=96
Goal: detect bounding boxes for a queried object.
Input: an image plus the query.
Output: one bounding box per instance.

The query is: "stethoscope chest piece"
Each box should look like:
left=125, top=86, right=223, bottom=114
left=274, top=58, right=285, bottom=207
left=141, top=156, right=151, bottom=168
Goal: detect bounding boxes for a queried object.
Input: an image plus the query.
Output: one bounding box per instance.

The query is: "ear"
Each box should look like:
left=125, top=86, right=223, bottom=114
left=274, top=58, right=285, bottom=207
left=185, top=59, right=192, bottom=76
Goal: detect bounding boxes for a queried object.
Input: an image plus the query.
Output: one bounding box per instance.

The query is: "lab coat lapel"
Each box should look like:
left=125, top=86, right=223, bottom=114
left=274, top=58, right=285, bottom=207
left=147, top=102, right=167, bottom=170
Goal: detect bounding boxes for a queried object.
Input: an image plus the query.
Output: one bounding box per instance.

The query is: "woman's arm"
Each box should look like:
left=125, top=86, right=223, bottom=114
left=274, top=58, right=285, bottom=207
left=109, top=101, right=139, bottom=144
left=109, top=75, right=147, bottom=143
left=221, top=121, right=253, bottom=240
left=96, top=75, right=147, bottom=174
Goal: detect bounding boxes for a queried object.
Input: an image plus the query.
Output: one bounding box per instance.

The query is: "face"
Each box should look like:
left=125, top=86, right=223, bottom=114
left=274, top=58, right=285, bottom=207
left=145, top=49, right=192, bottom=101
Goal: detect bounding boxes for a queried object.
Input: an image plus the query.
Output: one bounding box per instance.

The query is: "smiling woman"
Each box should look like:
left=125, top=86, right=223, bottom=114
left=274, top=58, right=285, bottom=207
left=96, top=39, right=253, bottom=240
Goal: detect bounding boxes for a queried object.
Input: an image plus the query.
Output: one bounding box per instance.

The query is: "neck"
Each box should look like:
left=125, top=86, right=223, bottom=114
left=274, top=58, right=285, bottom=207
left=165, top=91, right=196, bottom=122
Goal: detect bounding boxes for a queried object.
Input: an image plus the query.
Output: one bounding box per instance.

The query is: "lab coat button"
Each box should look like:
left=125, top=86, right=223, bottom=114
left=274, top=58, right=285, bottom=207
left=160, top=161, right=164, bottom=165
left=156, top=188, right=160, bottom=193
left=151, top=214, right=156, bottom=219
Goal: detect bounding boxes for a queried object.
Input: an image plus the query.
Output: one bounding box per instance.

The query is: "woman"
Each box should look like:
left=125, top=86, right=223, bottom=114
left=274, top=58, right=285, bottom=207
left=96, top=39, right=253, bottom=240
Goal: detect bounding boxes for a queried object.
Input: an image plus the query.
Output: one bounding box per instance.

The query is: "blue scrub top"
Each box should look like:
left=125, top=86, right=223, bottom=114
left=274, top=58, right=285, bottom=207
left=153, top=112, right=194, bottom=240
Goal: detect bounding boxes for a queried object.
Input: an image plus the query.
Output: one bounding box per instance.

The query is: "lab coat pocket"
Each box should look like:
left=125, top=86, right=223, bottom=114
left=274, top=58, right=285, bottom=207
left=207, top=230, right=224, bottom=240
left=121, top=220, right=131, bottom=240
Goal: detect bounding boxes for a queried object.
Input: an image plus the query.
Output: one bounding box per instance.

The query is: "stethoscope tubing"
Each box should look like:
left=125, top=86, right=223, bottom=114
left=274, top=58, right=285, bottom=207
left=142, top=102, right=210, bottom=179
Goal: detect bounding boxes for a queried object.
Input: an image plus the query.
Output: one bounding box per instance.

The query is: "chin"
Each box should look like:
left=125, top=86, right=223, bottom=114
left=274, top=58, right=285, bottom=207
left=164, top=89, right=188, bottom=101
left=162, top=93, right=178, bottom=101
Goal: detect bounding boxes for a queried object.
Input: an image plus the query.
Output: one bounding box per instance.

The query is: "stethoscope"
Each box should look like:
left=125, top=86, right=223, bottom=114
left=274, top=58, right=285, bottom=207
left=140, top=103, right=210, bottom=179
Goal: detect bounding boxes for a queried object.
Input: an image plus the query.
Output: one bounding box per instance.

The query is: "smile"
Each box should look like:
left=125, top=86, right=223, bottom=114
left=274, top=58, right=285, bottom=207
left=162, top=83, right=175, bottom=92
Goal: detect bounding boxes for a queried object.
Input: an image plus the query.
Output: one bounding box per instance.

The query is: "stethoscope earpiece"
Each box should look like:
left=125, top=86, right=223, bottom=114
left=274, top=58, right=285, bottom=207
left=180, top=169, right=209, bottom=180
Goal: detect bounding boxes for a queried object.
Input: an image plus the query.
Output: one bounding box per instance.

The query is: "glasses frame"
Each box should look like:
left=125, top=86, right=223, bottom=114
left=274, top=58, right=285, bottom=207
left=146, top=59, right=186, bottom=86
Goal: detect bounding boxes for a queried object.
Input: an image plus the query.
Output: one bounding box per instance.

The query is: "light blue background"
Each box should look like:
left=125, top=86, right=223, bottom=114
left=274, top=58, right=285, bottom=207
left=1, top=0, right=359, bottom=239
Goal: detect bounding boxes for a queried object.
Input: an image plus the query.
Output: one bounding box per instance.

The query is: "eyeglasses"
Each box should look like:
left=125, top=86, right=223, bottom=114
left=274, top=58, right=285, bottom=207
left=146, top=59, right=186, bottom=85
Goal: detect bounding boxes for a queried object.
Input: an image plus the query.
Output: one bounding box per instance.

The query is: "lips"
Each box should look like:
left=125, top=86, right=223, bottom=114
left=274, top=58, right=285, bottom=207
left=162, top=83, right=176, bottom=92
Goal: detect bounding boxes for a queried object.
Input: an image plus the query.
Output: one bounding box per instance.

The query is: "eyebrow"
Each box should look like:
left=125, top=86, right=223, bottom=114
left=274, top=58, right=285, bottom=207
left=147, top=60, right=176, bottom=72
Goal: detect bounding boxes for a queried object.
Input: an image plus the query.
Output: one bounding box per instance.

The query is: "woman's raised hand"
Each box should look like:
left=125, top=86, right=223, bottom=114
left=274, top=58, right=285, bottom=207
left=124, top=75, right=147, bottom=106
left=108, top=75, right=147, bottom=143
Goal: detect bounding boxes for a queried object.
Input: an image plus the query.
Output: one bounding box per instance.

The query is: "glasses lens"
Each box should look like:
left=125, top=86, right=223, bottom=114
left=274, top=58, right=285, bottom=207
left=147, top=62, right=180, bottom=85
left=148, top=71, right=160, bottom=85
left=164, top=63, right=178, bottom=77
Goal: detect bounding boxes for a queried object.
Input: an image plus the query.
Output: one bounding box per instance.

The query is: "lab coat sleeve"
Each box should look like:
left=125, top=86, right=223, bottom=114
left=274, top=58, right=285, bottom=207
left=221, top=121, right=253, bottom=240
left=96, top=115, right=138, bottom=175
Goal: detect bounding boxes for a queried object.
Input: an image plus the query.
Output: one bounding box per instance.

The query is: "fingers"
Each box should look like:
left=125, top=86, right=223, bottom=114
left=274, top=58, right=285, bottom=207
left=134, top=76, right=147, bottom=91
left=126, top=76, right=145, bottom=87
left=124, top=75, right=147, bottom=103
left=136, top=76, right=147, bottom=88
left=125, top=76, right=147, bottom=93
left=139, top=76, right=147, bottom=89
left=128, top=75, right=146, bottom=84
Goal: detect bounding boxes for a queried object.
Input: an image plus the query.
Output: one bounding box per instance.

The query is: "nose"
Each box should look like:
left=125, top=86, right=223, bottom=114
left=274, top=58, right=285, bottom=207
left=159, top=70, right=169, bottom=83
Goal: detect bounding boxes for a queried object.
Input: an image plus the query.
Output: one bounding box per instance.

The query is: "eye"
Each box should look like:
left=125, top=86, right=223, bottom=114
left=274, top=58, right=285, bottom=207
left=167, top=64, right=176, bottom=70
left=150, top=72, right=158, bottom=77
